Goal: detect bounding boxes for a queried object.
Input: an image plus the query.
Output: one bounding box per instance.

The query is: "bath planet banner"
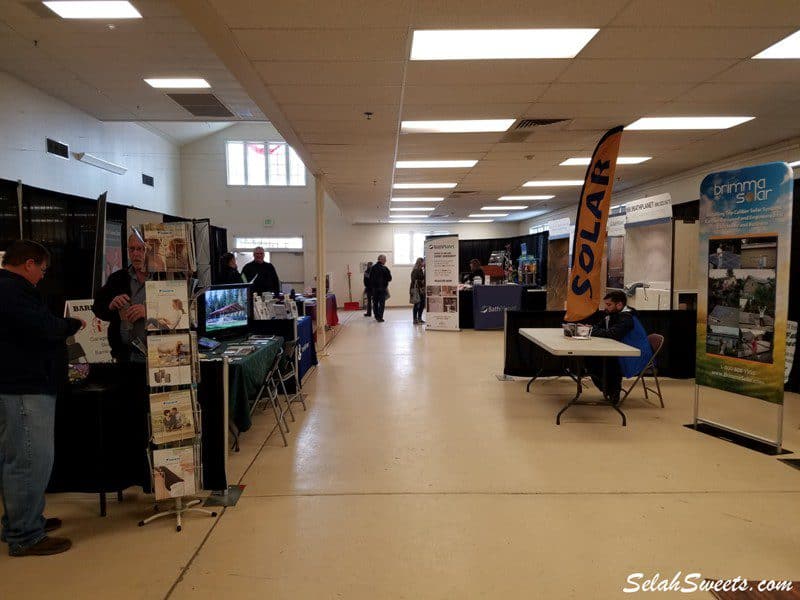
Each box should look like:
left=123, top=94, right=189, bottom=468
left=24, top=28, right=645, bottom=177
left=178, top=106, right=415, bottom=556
left=697, top=162, right=793, bottom=404
left=424, top=235, right=459, bottom=331
left=565, top=125, right=624, bottom=322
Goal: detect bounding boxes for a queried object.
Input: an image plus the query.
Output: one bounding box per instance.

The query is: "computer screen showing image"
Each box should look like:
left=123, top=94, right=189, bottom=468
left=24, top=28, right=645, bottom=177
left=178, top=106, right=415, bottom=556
left=200, top=284, right=250, bottom=338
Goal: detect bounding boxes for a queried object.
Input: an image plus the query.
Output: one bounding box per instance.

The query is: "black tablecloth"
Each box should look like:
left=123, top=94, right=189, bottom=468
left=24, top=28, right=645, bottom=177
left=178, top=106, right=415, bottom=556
left=504, top=310, right=697, bottom=379
left=459, top=289, right=474, bottom=329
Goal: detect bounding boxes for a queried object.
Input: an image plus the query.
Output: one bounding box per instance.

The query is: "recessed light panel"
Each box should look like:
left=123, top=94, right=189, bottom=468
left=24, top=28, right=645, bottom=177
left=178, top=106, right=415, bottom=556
left=410, top=29, right=599, bottom=60
left=753, top=30, right=800, bottom=59
left=523, top=180, right=583, bottom=187
left=482, top=206, right=527, bottom=210
left=393, top=183, right=457, bottom=189
left=396, top=160, right=477, bottom=168
left=626, top=117, right=754, bottom=130
left=43, top=1, right=141, bottom=18
left=560, top=156, right=651, bottom=166
left=498, top=195, right=554, bottom=200
left=145, top=78, right=211, bottom=89
left=401, top=120, right=515, bottom=133
left=390, top=197, right=444, bottom=202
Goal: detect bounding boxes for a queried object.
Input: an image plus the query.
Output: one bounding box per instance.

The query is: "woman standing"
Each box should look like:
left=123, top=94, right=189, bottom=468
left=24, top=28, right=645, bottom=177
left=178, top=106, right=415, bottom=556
left=218, top=252, right=242, bottom=284
left=410, top=257, right=426, bottom=324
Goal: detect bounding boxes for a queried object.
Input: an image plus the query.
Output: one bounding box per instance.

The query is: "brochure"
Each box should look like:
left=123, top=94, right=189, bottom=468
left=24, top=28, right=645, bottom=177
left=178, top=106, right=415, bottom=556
left=147, top=333, right=193, bottom=387
left=149, top=389, right=196, bottom=445
left=145, top=281, right=190, bottom=332
left=152, top=446, right=196, bottom=500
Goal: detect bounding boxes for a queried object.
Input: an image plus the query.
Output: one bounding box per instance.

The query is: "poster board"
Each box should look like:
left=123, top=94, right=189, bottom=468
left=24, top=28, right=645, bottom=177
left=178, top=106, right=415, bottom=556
left=64, top=299, right=113, bottom=363
left=424, top=235, right=459, bottom=331
left=695, top=162, right=793, bottom=448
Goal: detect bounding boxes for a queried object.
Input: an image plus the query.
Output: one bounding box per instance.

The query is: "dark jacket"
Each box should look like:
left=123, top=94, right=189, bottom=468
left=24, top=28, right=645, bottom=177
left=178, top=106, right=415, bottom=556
left=590, top=308, right=636, bottom=341
left=242, top=261, right=280, bottom=296
left=369, top=262, right=392, bottom=290
left=410, top=267, right=425, bottom=295
left=0, top=269, right=81, bottom=394
left=93, top=268, right=132, bottom=361
left=363, top=267, right=372, bottom=291
left=219, top=265, right=243, bottom=285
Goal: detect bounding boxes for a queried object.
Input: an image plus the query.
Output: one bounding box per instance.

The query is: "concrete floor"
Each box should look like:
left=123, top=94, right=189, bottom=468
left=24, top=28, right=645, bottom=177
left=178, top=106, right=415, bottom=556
left=2, top=308, right=800, bottom=599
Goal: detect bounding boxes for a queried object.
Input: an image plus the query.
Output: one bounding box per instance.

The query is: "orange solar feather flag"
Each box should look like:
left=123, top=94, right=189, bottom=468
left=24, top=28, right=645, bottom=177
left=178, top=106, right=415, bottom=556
left=564, top=126, right=623, bottom=322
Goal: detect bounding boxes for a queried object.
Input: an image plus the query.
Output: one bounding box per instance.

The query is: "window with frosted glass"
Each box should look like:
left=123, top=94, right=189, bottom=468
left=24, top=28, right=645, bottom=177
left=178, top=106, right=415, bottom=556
left=268, top=143, right=288, bottom=185
left=412, top=233, right=426, bottom=261
left=246, top=142, right=266, bottom=185
left=288, top=146, right=306, bottom=186
left=393, top=233, right=411, bottom=265
left=226, top=142, right=245, bottom=185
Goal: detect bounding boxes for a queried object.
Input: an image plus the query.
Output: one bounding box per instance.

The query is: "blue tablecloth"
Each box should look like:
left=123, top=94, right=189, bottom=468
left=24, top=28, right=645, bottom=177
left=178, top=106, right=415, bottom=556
left=472, top=285, right=524, bottom=330
left=297, top=316, right=317, bottom=380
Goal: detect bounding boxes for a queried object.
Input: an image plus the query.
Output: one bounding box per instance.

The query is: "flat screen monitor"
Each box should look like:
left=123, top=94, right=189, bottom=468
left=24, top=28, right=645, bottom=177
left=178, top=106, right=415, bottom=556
left=199, top=283, right=250, bottom=339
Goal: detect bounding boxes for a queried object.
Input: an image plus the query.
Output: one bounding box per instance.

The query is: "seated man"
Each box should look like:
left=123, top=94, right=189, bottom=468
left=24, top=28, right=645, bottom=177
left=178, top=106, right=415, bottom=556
left=587, top=290, right=653, bottom=405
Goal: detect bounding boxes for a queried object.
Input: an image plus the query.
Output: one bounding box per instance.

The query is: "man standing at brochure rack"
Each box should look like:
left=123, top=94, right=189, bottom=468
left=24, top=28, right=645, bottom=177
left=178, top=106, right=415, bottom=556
left=369, top=254, right=392, bottom=323
left=242, top=246, right=281, bottom=297
left=93, top=232, right=150, bottom=362
left=0, top=240, right=82, bottom=556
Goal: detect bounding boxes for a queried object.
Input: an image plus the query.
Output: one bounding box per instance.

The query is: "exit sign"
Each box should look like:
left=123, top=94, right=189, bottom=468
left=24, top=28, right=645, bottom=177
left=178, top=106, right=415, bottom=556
left=263, top=218, right=274, bottom=227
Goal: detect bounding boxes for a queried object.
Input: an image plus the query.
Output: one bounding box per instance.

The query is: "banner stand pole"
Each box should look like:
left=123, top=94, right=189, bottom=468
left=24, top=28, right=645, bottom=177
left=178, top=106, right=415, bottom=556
left=693, top=384, right=700, bottom=427
left=776, top=403, right=784, bottom=453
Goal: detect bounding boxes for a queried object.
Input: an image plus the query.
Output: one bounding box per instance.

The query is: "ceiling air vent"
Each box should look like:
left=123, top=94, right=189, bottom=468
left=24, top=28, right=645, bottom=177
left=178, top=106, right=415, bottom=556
left=500, top=118, right=571, bottom=143
left=167, top=93, right=234, bottom=118
left=46, top=138, right=69, bottom=159
left=142, top=174, right=155, bottom=187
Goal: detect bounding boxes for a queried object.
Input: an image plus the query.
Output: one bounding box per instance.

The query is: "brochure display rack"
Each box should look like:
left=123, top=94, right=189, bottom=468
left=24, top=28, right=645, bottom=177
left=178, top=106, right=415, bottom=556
left=135, top=223, right=217, bottom=531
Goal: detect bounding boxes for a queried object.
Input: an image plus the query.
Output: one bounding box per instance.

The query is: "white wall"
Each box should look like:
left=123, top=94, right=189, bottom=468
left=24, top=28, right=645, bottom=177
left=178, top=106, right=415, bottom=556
left=180, top=123, right=520, bottom=307
left=0, top=72, right=181, bottom=214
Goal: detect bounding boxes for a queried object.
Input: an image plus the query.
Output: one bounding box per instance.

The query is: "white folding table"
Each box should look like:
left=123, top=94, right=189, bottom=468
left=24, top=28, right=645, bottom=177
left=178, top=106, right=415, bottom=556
left=519, top=328, right=641, bottom=425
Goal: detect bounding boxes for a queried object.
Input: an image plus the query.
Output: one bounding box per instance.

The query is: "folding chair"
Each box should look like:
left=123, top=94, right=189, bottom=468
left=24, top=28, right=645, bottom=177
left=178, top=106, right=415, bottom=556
left=251, top=349, right=289, bottom=447
left=620, top=334, right=665, bottom=407
left=276, top=339, right=308, bottom=413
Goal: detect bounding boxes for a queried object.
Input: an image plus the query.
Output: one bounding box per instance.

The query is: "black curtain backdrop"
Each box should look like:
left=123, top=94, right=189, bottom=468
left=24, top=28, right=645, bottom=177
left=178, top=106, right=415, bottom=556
left=787, top=179, right=800, bottom=392
left=210, top=225, right=228, bottom=284
left=459, top=232, right=548, bottom=285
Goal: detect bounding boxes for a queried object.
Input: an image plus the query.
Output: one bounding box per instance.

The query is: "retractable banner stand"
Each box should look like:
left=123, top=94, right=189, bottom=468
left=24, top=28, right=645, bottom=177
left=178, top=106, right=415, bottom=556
left=696, top=162, right=793, bottom=449
left=424, top=235, right=459, bottom=331
left=565, top=126, right=624, bottom=322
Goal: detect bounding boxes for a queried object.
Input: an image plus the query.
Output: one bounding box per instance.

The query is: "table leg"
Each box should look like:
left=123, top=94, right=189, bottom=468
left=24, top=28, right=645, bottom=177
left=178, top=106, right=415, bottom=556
left=99, top=492, right=107, bottom=517
left=525, top=368, right=543, bottom=392
left=556, top=357, right=585, bottom=425
left=602, top=358, right=627, bottom=427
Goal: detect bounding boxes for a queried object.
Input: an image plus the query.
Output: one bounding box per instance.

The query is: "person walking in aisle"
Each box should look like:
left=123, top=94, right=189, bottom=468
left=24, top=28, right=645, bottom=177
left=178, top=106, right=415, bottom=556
left=0, top=240, right=82, bottom=556
left=363, top=261, right=374, bottom=317
left=369, top=254, right=392, bottom=322
left=410, top=257, right=426, bottom=324
left=218, top=252, right=243, bottom=284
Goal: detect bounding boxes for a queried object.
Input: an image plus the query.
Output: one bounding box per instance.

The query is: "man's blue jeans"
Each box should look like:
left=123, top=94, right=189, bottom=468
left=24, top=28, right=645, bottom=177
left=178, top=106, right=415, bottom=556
left=0, top=393, right=56, bottom=553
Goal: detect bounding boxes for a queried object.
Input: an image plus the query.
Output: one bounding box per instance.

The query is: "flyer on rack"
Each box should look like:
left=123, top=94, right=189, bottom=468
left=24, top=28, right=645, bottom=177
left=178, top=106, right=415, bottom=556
left=147, top=332, right=193, bottom=387
left=424, top=235, right=459, bottom=331
left=142, top=222, right=196, bottom=273
left=145, top=281, right=190, bottom=332
left=152, top=446, right=196, bottom=500
left=696, top=162, right=793, bottom=404
left=149, top=389, right=196, bottom=445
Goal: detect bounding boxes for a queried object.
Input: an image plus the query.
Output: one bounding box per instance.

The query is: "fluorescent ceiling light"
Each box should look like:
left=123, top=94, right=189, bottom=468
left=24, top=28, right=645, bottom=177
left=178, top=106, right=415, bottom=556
left=788, top=160, right=800, bottom=168
left=482, top=206, right=527, bottom=210
left=560, top=156, right=652, bottom=166
left=523, top=180, right=583, bottom=187
left=460, top=219, right=493, bottom=223
left=401, top=120, right=515, bottom=133
left=390, top=197, right=443, bottom=202
left=144, top=78, right=211, bottom=89
left=43, top=1, right=141, bottom=18
left=396, top=160, right=477, bottom=169
left=410, top=29, right=599, bottom=60
left=498, top=195, right=554, bottom=200
left=74, top=152, right=127, bottom=175
left=753, top=30, right=800, bottom=59
left=626, top=117, right=754, bottom=130
left=391, top=207, right=435, bottom=212
left=470, top=213, right=508, bottom=218
left=393, top=182, right=457, bottom=189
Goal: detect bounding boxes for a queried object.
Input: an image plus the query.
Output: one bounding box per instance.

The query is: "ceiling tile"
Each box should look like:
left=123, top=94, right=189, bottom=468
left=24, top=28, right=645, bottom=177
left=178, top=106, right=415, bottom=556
left=413, top=0, right=629, bottom=27
left=232, top=29, right=410, bottom=61
left=539, top=82, right=693, bottom=103
left=403, top=84, right=547, bottom=105
left=210, top=0, right=413, bottom=29
left=405, top=60, right=570, bottom=85
left=558, top=58, right=738, bottom=83
left=611, top=0, right=800, bottom=27
left=256, top=61, right=405, bottom=86
left=269, top=84, right=401, bottom=105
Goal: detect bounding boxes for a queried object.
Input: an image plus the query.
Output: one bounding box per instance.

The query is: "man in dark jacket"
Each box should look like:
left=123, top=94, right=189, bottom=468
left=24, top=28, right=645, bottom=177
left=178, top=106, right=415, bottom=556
left=587, top=290, right=636, bottom=404
left=242, top=247, right=280, bottom=297
left=0, top=240, right=81, bottom=556
left=93, top=233, right=149, bottom=362
left=362, top=261, right=373, bottom=317
left=369, top=254, right=392, bottom=322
